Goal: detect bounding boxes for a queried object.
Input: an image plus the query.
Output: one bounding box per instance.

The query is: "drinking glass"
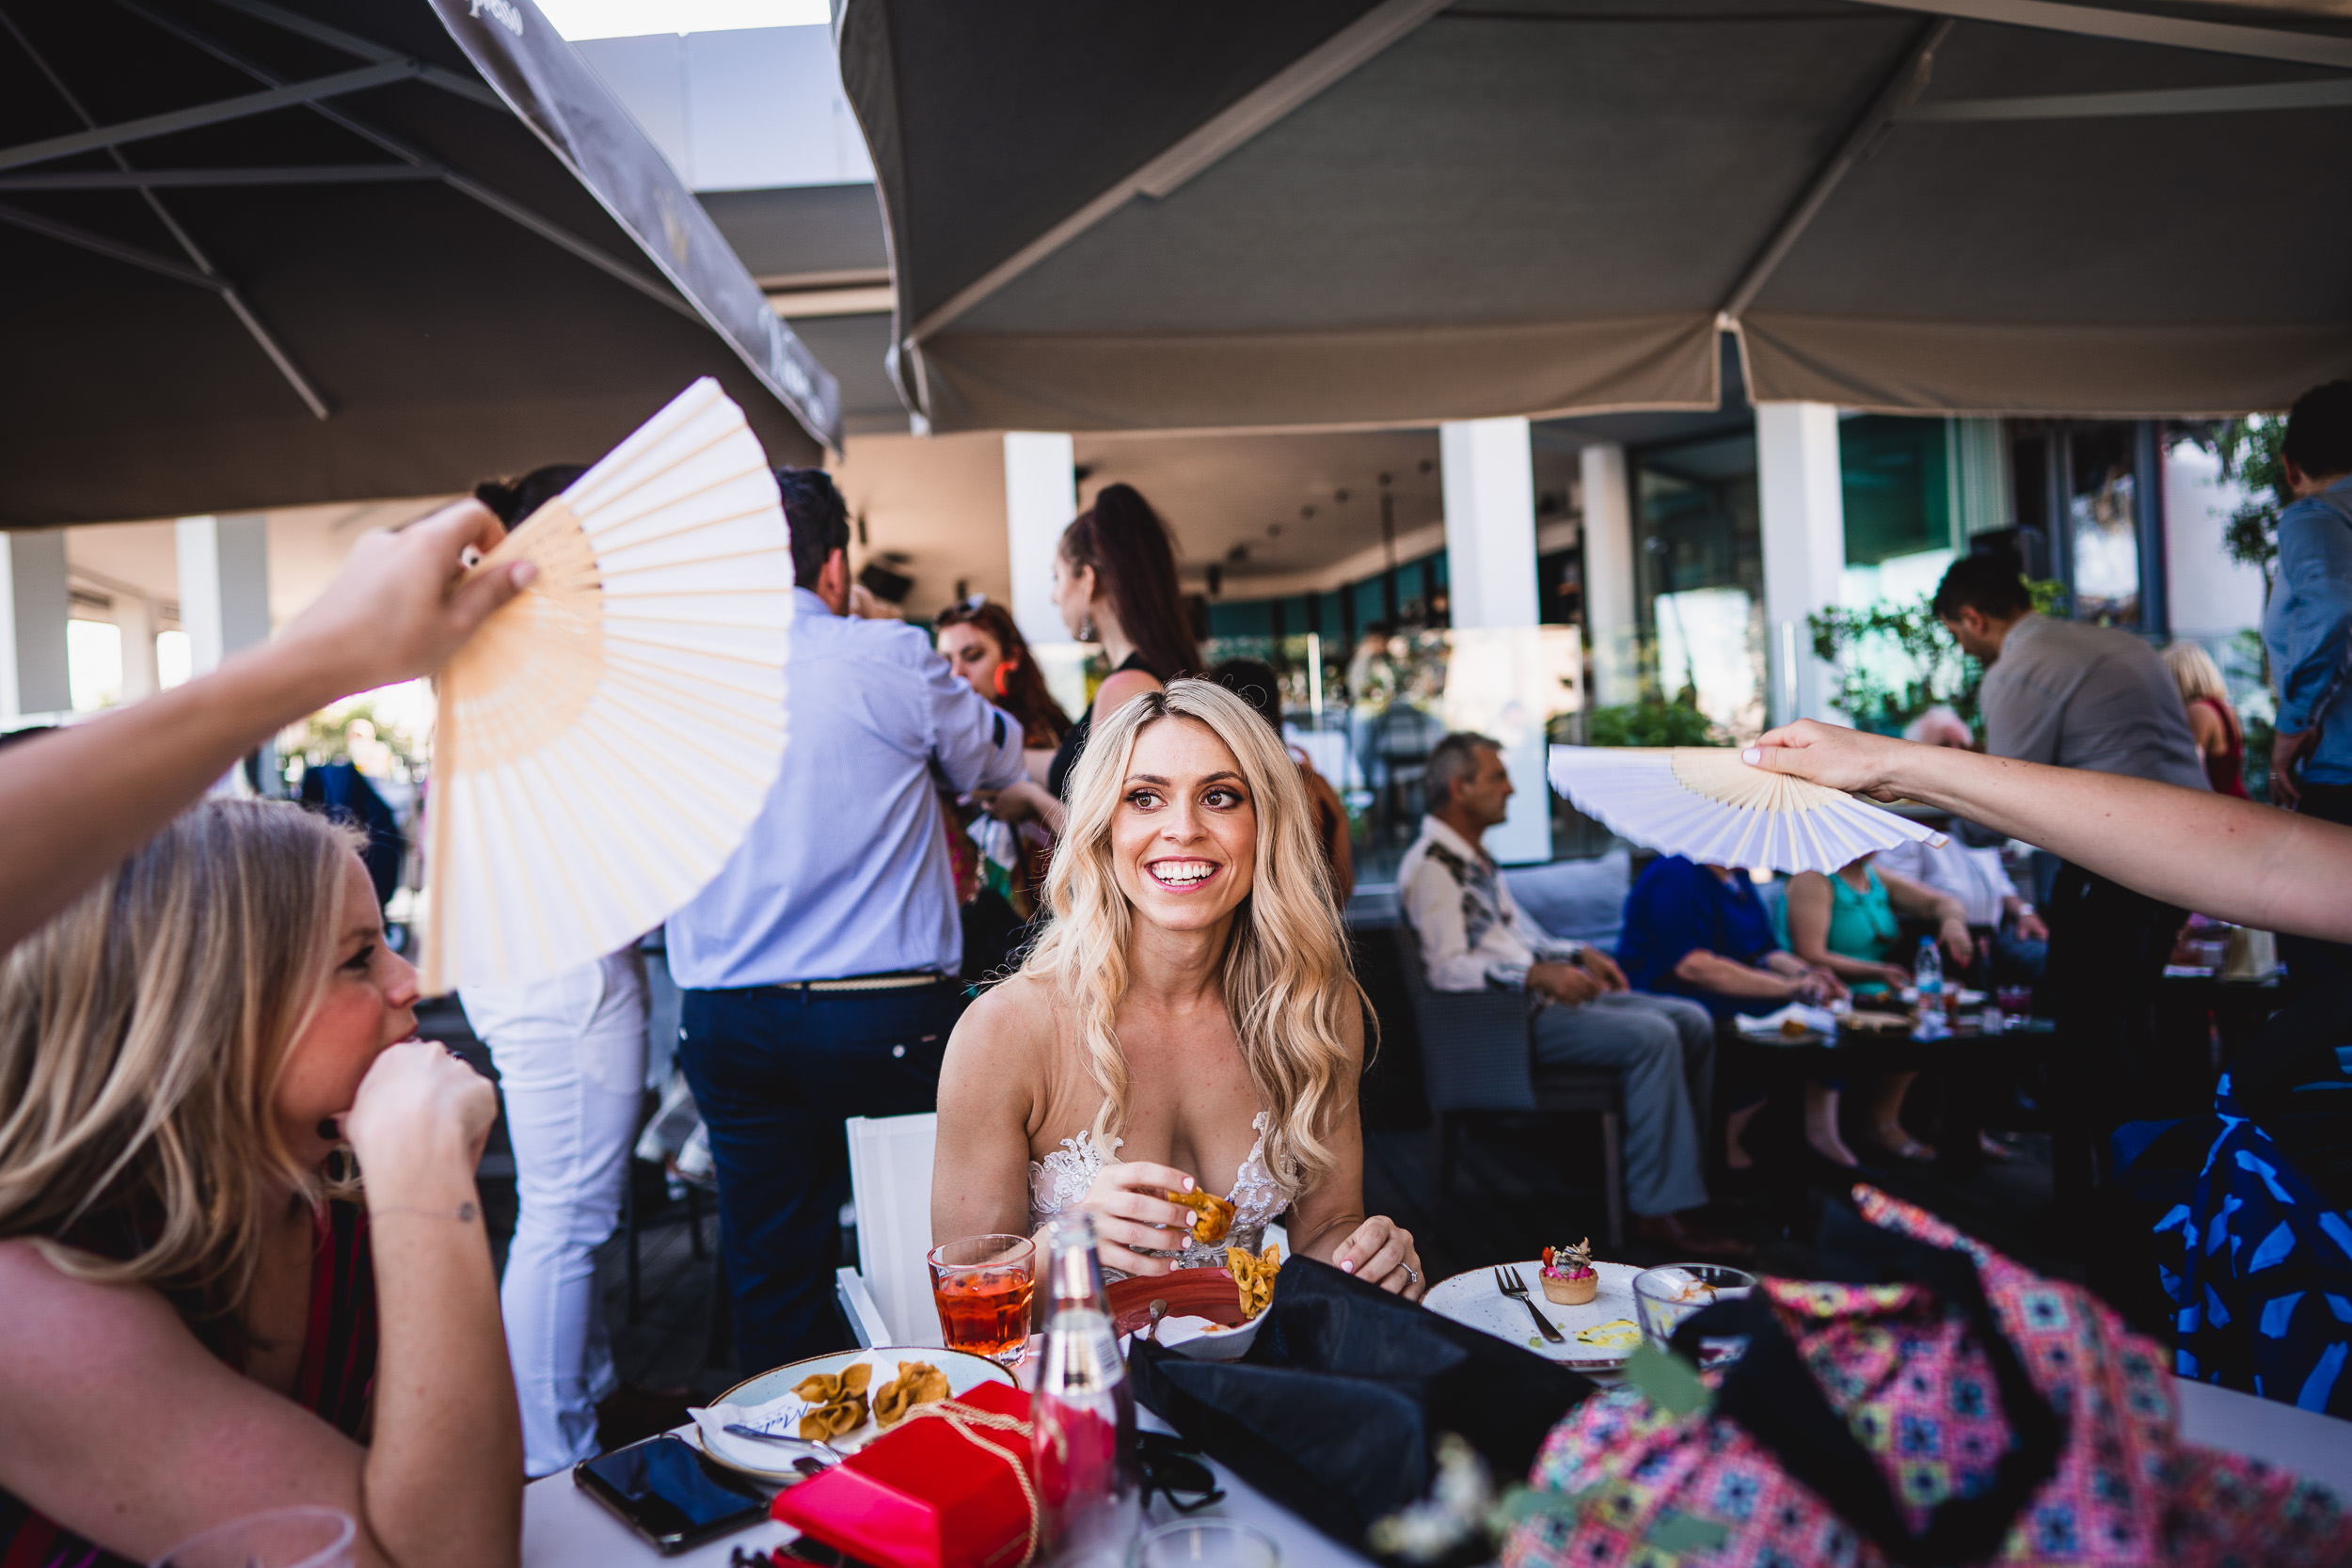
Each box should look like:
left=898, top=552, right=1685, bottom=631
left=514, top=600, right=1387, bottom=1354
left=929, top=1232, right=1038, bottom=1366
left=1137, top=1517, right=1281, bottom=1568
left=151, top=1507, right=356, bottom=1568
left=1632, top=1263, right=1756, bottom=1362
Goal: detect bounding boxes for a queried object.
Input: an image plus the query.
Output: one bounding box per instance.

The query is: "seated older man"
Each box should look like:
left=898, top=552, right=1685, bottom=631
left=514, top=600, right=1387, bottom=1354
left=1875, top=706, right=2049, bottom=984
left=1399, top=731, right=1738, bottom=1253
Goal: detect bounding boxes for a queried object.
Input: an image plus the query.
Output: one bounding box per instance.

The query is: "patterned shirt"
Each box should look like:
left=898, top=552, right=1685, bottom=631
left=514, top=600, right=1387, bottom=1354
left=1397, top=816, right=1581, bottom=991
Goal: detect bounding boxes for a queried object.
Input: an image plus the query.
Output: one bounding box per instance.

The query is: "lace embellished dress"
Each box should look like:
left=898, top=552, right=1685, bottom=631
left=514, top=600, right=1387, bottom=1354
left=1029, top=1110, right=1292, bottom=1275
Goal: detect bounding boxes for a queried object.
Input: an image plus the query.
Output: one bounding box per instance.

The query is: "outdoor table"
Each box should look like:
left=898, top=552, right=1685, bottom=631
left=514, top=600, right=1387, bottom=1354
left=1721, top=1015, right=2059, bottom=1179
left=519, top=1379, right=2352, bottom=1566
left=521, top=1404, right=1373, bottom=1568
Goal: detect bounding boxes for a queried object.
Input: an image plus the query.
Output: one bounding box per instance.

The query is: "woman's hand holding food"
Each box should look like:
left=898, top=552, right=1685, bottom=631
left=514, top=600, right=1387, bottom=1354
left=1073, top=1160, right=1198, bottom=1276
left=1331, top=1214, right=1423, bottom=1300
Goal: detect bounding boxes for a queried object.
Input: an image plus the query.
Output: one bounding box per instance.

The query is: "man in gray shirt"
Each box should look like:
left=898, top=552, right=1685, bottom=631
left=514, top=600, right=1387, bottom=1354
left=1932, top=556, right=2205, bottom=1153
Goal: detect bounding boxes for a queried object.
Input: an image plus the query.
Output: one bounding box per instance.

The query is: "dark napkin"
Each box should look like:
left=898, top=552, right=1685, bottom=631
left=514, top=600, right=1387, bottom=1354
left=1128, top=1256, right=1593, bottom=1553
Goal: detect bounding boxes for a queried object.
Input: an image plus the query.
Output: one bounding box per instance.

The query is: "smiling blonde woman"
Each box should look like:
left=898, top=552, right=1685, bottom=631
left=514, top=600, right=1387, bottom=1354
left=933, top=679, right=1422, bottom=1293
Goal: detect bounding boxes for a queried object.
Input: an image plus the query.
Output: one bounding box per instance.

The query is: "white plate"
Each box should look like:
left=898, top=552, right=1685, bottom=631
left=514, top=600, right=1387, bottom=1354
left=1422, top=1260, right=1645, bottom=1370
left=688, top=1346, right=1016, bottom=1483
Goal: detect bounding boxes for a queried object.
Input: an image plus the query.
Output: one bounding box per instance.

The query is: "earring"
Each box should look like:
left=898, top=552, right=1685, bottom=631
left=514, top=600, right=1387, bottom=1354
left=1079, top=612, right=1097, bottom=642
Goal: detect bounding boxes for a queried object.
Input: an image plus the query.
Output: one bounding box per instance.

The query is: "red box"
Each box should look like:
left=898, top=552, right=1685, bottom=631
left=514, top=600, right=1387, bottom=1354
left=771, top=1381, right=1035, bottom=1568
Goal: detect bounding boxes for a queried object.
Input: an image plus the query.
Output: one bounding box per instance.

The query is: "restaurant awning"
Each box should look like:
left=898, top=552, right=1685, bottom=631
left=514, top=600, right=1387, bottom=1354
left=0, top=0, right=840, bottom=528
left=837, top=0, right=2352, bottom=433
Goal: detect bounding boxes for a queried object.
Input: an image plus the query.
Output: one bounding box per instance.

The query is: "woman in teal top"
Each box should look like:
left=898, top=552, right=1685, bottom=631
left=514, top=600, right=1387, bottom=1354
left=1779, top=855, right=1973, bottom=1162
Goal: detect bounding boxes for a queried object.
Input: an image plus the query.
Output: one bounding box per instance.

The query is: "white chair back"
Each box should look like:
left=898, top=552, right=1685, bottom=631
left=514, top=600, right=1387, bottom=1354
left=843, top=1112, right=945, bottom=1347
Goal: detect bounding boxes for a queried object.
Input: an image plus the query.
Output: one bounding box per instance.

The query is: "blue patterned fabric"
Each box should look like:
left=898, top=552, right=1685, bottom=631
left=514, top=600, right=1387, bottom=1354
left=2148, top=1071, right=2352, bottom=1414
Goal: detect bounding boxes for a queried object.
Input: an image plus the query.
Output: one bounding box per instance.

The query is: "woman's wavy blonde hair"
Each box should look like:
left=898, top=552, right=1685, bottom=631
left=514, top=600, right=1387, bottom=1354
left=0, top=800, right=361, bottom=1323
left=1022, top=679, right=1363, bottom=1195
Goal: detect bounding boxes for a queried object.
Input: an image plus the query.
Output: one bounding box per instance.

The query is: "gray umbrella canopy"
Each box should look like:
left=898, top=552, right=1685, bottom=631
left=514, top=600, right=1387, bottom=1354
left=0, top=0, right=837, bottom=528
left=840, top=0, right=2352, bottom=433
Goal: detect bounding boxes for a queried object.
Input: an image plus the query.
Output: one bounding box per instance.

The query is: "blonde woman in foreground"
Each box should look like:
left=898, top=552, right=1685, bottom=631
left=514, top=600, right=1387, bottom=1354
left=934, top=680, right=1422, bottom=1294
left=0, top=801, right=520, bottom=1568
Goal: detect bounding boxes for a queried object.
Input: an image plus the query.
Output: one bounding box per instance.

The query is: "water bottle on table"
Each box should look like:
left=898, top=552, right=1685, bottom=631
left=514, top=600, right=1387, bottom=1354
left=1913, top=935, right=1947, bottom=1039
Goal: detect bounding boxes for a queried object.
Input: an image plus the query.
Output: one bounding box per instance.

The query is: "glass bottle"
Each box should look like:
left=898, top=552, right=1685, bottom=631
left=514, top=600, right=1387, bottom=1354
left=1914, top=934, right=1947, bottom=1038
left=1030, top=1213, right=1140, bottom=1562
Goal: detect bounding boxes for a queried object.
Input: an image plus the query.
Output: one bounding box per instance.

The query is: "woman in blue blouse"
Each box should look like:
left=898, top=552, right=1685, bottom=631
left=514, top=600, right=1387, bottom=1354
left=1617, top=855, right=1855, bottom=1166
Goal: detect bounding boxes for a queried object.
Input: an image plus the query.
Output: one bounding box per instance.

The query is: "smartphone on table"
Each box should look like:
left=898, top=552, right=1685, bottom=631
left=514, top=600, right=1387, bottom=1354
left=575, top=1433, right=769, bottom=1554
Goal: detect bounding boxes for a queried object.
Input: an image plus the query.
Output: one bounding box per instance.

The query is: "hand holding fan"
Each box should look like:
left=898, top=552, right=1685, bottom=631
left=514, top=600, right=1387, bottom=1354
left=1548, top=745, right=1943, bottom=874
left=421, top=378, right=793, bottom=993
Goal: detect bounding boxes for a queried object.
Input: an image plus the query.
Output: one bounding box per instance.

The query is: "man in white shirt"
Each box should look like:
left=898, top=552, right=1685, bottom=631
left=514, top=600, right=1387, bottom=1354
left=1399, top=733, right=1729, bottom=1251
left=665, top=467, right=1028, bottom=1370
left=1877, top=707, right=2049, bottom=983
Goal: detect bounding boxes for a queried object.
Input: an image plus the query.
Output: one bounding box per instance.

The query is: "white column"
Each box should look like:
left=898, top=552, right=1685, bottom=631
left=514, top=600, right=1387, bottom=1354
left=176, top=514, right=272, bottom=675
left=1756, top=403, right=1847, bottom=726
left=0, top=530, right=71, bottom=722
left=1577, top=440, right=1637, bottom=705
left=1439, top=418, right=1539, bottom=630
left=1001, top=433, right=1085, bottom=722
left=1438, top=418, right=1552, bottom=863
left=116, top=593, right=161, bottom=704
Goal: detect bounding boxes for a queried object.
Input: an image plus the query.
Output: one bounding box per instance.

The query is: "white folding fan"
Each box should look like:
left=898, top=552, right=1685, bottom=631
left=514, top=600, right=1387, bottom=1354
left=1547, top=745, right=1943, bottom=875
left=421, top=378, right=793, bottom=993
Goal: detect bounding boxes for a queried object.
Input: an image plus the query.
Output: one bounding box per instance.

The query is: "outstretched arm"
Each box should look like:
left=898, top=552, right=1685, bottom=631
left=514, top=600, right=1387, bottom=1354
left=1746, top=720, right=2352, bottom=942
left=0, top=502, right=529, bottom=956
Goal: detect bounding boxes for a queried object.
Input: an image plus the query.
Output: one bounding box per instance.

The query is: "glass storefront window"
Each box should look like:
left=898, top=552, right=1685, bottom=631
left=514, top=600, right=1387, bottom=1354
left=1195, top=625, right=1585, bottom=879
left=1631, top=430, right=1763, bottom=737
left=2068, top=424, right=2140, bottom=625
left=1840, top=415, right=1955, bottom=566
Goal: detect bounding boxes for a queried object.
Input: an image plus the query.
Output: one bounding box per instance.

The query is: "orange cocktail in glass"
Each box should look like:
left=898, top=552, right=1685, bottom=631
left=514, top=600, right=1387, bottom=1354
left=927, top=1233, right=1037, bottom=1366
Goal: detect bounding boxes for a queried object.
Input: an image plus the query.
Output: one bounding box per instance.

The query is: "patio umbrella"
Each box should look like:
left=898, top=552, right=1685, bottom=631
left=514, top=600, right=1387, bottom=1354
left=0, top=0, right=839, bottom=528
left=838, top=0, right=2352, bottom=432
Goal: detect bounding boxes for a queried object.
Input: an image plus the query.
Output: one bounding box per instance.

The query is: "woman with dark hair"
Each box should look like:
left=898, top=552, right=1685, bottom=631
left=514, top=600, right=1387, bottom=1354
left=935, top=598, right=1072, bottom=755
left=453, top=464, right=653, bottom=1478
left=987, top=483, right=1197, bottom=836
left=934, top=599, right=1072, bottom=977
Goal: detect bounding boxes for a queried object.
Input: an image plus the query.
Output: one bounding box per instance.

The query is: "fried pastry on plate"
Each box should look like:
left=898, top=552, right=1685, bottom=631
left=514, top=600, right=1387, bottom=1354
left=872, top=1360, right=951, bottom=1429
left=1227, top=1242, right=1279, bottom=1320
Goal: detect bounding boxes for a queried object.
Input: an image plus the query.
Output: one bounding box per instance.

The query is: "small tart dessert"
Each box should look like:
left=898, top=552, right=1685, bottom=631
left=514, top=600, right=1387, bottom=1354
left=1540, top=1238, right=1598, bottom=1305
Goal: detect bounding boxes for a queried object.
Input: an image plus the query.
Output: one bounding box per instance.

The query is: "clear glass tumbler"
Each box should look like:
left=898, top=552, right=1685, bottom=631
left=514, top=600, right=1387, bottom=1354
left=928, top=1231, right=1038, bottom=1366
left=1631, top=1262, right=1756, bottom=1363
left=150, top=1507, right=357, bottom=1568
left=1136, top=1517, right=1282, bottom=1568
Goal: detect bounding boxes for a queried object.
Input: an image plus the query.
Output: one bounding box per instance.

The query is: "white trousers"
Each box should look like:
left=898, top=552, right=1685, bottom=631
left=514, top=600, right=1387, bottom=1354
left=463, top=949, right=648, bottom=1478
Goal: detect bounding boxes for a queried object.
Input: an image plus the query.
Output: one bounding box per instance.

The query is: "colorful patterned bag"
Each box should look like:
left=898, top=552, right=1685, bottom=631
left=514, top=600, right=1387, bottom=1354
left=1502, top=1186, right=2352, bottom=1568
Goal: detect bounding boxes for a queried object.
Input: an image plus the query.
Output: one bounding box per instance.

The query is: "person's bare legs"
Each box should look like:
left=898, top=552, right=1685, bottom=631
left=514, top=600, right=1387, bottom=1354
left=1724, top=1101, right=1763, bottom=1171
left=1867, top=1071, right=1934, bottom=1161
left=1804, top=1081, right=1858, bottom=1165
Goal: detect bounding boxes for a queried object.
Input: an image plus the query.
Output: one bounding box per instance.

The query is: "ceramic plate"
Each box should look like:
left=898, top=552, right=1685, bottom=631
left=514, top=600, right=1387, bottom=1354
left=1106, top=1268, right=1266, bottom=1360
left=690, top=1346, right=1015, bottom=1483
left=1422, top=1260, right=1645, bottom=1371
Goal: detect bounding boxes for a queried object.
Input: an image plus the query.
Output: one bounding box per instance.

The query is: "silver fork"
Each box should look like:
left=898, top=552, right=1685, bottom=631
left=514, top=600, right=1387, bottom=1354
left=1496, top=1266, right=1565, bottom=1343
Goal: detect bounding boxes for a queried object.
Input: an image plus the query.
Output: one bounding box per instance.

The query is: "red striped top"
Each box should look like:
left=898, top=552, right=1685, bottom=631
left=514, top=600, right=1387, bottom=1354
left=0, top=1201, right=377, bottom=1568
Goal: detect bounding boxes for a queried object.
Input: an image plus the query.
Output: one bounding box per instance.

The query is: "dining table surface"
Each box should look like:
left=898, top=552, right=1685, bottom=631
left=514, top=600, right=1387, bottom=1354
left=520, top=1373, right=2352, bottom=1567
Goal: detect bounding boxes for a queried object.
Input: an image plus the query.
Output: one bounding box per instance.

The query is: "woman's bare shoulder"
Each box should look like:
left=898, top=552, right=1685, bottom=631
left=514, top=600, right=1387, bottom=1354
left=0, top=1238, right=194, bottom=1401
left=942, top=973, right=1061, bottom=1085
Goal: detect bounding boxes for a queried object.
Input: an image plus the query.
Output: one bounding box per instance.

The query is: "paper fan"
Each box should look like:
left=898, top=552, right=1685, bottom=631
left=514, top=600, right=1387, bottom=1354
left=421, top=378, right=793, bottom=993
left=1547, top=745, right=1943, bottom=874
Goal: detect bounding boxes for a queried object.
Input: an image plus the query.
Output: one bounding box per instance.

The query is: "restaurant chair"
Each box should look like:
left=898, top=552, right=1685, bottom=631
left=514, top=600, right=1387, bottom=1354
left=837, top=1112, right=947, bottom=1349
left=1393, top=923, right=1626, bottom=1247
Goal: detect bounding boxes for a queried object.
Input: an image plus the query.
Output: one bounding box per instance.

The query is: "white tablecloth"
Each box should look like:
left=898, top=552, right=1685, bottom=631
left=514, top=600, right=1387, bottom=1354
left=522, top=1378, right=2352, bottom=1566
left=523, top=1408, right=1369, bottom=1568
